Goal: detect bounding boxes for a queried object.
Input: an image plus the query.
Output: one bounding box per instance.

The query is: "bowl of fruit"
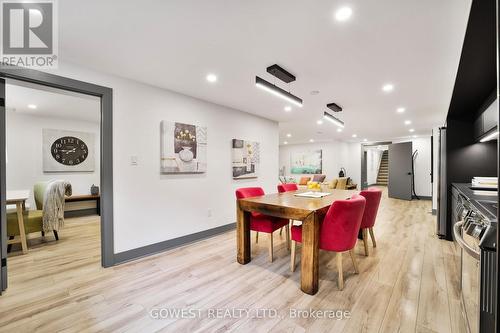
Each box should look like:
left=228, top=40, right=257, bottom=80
left=307, top=181, right=322, bottom=192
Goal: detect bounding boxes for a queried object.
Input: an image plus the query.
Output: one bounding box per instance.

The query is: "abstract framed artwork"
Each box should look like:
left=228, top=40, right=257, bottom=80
left=160, top=121, right=207, bottom=173
left=43, top=128, right=95, bottom=172
left=232, top=139, right=260, bottom=179
left=290, top=150, right=322, bottom=174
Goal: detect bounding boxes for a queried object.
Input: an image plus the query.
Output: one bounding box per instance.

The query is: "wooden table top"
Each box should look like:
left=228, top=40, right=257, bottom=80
left=6, top=190, right=30, bottom=204
left=238, top=189, right=358, bottom=220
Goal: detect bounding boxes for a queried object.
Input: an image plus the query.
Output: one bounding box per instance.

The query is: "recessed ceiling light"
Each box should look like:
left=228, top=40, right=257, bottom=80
left=409, top=129, right=415, bottom=132
left=284, top=141, right=288, bottom=145
left=352, top=134, right=357, bottom=138
left=286, top=133, right=292, bottom=138
left=363, top=138, right=368, bottom=142
left=206, top=74, right=217, bottom=83
left=337, top=128, right=343, bottom=132
left=412, top=135, right=417, bottom=138
left=335, top=7, right=353, bottom=21
left=317, top=120, right=323, bottom=125
left=284, top=106, right=292, bottom=112
left=404, top=120, right=411, bottom=125
left=310, top=90, right=320, bottom=95
left=309, top=139, right=314, bottom=143
left=382, top=83, right=394, bottom=92
left=397, top=107, right=406, bottom=113
left=27, top=104, right=37, bottom=109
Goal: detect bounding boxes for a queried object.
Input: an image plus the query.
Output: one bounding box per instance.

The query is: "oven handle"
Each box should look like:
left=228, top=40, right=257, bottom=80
left=453, top=221, right=480, bottom=260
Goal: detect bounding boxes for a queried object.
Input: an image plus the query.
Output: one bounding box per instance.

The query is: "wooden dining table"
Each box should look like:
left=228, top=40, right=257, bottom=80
left=6, top=190, right=30, bottom=254
left=236, top=188, right=357, bottom=295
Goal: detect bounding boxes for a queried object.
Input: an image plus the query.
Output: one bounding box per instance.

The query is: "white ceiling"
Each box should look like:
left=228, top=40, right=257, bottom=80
left=6, top=81, right=100, bottom=123
left=58, top=0, right=471, bottom=144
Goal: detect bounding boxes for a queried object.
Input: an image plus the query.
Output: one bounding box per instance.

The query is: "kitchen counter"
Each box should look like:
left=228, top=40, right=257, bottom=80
left=452, top=183, right=498, bottom=221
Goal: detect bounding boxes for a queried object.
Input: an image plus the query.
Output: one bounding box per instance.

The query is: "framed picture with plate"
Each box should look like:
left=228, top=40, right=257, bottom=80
left=160, top=121, right=207, bottom=173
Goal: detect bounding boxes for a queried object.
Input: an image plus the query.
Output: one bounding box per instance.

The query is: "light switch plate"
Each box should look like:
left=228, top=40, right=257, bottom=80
left=130, top=155, right=138, bottom=166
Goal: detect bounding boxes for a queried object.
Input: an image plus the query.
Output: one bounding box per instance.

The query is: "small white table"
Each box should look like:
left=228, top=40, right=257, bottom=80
left=6, top=190, right=30, bottom=254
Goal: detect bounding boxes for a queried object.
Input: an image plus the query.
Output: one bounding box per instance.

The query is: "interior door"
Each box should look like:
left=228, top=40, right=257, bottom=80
left=0, top=78, right=6, bottom=293
left=388, top=141, right=413, bottom=200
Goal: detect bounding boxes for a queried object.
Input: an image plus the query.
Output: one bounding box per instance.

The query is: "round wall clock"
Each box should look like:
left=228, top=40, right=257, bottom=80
left=51, top=136, right=88, bottom=166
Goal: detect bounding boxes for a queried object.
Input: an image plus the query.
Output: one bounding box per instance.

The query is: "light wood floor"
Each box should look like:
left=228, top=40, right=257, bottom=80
left=0, top=190, right=468, bottom=333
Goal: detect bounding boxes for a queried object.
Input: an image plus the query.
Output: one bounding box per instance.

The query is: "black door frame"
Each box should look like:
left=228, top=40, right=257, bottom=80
left=0, top=64, right=114, bottom=292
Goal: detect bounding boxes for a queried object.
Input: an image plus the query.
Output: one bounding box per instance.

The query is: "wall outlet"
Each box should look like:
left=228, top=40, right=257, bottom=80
left=130, top=155, right=138, bottom=166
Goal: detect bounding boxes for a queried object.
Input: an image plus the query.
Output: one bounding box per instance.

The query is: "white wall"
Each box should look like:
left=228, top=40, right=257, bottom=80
left=6, top=112, right=100, bottom=208
left=44, top=62, right=279, bottom=253
left=279, top=140, right=349, bottom=181
left=366, top=148, right=383, bottom=185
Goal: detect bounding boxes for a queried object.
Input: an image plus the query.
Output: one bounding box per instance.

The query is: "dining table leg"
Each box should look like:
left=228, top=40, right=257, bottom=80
left=16, top=202, right=28, bottom=254
left=301, top=212, right=319, bottom=295
left=236, top=202, right=251, bottom=264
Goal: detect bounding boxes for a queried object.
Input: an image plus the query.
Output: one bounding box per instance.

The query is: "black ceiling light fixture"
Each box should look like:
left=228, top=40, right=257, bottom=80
left=323, top=111, right=345, bottom=128
left=327, top=102, right=343, bottom=112
left=255, top=64, right=303, bottom=107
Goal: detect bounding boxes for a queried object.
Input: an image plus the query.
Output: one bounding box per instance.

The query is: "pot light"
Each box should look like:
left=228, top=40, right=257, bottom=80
left=480, top=131, right=499, bottom=142
left=412, top=135, right=417, bottom=138
left=255, top=76, right=303, bottom=107
left=335, top=7, right=353, bottom=21
left=409, top=129, right=415, bottom=132
left=286, top=133, right=292, bottom=138
left=404, top=120, right=411, bottom=125
left=382, top=83, right=394, bottom=92
left=28, top=104, right=37, bottom=109
left=317, top=120, right=323, bottom=125
left=352, top=134, right=357, bottom=138
left=283, top=141, right=288, bottom=145
left=323, top=111, right=345, bottom=128
left=284, top=106, right=292, bottom=112
left=397, top=107, right=406, bottom=113
left=309, top=139, right=314, bottom=143
left=337, top=128, right=343, bottom=132
left=206, top=74, right=217, bottom=83
left=363, top=139, right=368, bottom=142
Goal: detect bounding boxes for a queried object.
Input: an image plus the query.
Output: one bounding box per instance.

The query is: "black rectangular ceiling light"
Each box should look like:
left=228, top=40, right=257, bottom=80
left=255, top=76, right=303, bottom=107
left=323, top=111, right=345, bottom=128
left=266, top=64, right=296, bottom=83
left=327, top=103, right=342, bottom=112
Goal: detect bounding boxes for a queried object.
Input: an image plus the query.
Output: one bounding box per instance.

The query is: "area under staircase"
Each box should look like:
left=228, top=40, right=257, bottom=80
left=376, top=150, right=389, bottom=185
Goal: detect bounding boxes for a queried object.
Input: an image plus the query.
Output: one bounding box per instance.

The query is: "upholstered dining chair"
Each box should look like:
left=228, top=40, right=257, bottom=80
left=236, top=187, right=290, bottom=262
left=277, top=183, right=298, bottom=193
left=290, top=194, right=366, bottom=290
left=277, top=183, right=299, bottom=236
left=359, top=187, right=383, bottom=256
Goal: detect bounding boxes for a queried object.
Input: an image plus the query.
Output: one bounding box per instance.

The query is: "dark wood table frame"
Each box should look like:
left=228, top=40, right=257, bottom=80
left=65, top=194, right=101, bottom=216
left=236, top=189, right=356, bottom=295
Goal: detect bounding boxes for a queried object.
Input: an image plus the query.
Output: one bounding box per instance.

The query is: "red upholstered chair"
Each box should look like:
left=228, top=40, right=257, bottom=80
left=236, top=187, right=290, bottom=262
left=359, top=187, right=383, bottom=256
left=277, top=183, right=298, bottom=193
left=290, top=194, right=366, bottom=290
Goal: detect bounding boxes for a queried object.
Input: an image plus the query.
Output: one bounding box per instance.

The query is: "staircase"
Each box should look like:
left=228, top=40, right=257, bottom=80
left=376, top=150, right=389, bottom=185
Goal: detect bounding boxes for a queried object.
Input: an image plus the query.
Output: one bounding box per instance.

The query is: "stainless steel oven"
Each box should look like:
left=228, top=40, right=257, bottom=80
left=453, top=198, right=496, bottom=333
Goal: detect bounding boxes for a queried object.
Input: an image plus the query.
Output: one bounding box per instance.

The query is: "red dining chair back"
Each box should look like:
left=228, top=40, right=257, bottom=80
left=359, top=187, right=383, bottom=255
left=290, top=194, right=366, bottom=290
left=320, top=194, right=366, bottom=252
left=277, top=183, right=299, bottom=193
left=236, top=187, right=265, bottom=217
left=235, top=187, right=290, bottom=262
